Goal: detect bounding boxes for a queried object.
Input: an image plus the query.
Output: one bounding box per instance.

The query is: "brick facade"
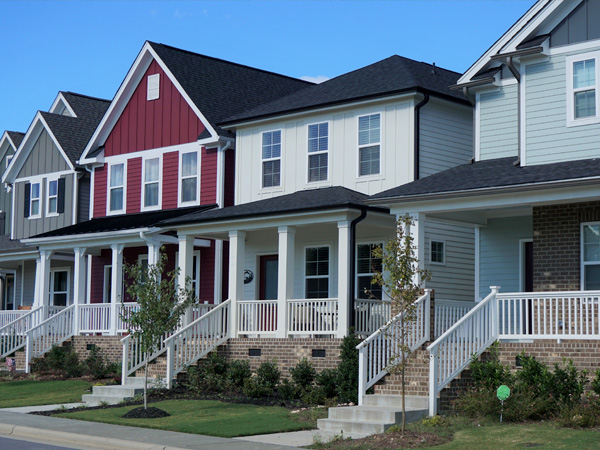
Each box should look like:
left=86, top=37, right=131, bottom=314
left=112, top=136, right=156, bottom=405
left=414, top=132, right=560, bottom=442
left=71, top=335, right=123, bottom=363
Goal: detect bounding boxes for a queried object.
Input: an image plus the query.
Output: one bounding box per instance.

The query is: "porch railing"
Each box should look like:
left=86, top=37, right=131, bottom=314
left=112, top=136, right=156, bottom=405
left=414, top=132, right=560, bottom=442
left=0, top=307, right=45, bottom=358
left=354, top=299, right=391, bottom=338
left=288, top=298, right=338, bottom=335
left=237, top=300, right=278, bottom=335
left=434, top=299, right=476, bottom=339
left=356, top=290, right=431, bottom=405
left=192, top=303, right=217, bottom=321
left=0, top=311, right=29, bottom=329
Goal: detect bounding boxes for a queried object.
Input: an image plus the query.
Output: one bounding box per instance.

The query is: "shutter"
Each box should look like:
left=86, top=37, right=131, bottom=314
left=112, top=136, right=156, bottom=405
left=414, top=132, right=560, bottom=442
left=57, top=177, right=66, bottom=214
left=23, top=183, right=30, bottom=218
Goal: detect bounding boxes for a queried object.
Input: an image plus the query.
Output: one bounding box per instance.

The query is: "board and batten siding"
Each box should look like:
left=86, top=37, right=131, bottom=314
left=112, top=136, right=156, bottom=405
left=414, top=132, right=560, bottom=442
left=19, top=129, right=70, bottom=177
left=478, top=84, right=518, bottom=160
left=0, top=151, right=14, bottom=235
left=419, top=101, right=473, bottom=178
left=77, top=173, right=90, bottom=224
left=424, top=220, right=475, bottom=303
left=525, top=48, right=600, bottom=165
left=478, top=216, right=532, bottom=300
left=21, top=260, right=36, bottom=306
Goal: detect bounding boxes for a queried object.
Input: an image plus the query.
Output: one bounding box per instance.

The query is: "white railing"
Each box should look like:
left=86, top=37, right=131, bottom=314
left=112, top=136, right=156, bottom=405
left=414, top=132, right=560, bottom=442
left=0, top=311, right=29, bottom=329
left=79, top=304, right=111, bottom=333
left=428, top=287, right=499, bottom=416
left=356, top=290, right=431, bottom=405
left=165, top=299, right=230, bottom=387
left=288, top=298, right=338, bottom=335
left=434, top=300, right=476, bottom=339
left=192, top=303, right=216, bottom=321
left=25, top=305, right=76, bottom=372
left=121, top=329, right=172, bottom=383
left=237, top=300, right=278, bottom=335
left=497, top=291, right=600, bottom=339
left=117, top=303, right=139, bottom=333
left=0, top=307, right=45, bottom=358
left=354, top=299, right=391, bottom=337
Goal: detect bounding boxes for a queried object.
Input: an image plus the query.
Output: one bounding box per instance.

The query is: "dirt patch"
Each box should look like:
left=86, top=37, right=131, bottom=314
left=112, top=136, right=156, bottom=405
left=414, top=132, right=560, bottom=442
left=316, top=430, right=450, bottom=449
left=122, top=406, right=170, bottom=419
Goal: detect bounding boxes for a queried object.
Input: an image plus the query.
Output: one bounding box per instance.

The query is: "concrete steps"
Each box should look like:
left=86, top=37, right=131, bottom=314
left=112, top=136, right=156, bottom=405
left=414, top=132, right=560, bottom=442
left=317, top=395, right=428, bottom=436
left=82, top=377, right=165, bottom=406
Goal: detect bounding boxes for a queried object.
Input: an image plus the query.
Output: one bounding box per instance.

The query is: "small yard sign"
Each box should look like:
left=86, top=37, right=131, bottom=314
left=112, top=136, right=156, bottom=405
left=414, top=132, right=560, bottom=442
left=497, top=385, right=510, bottom=422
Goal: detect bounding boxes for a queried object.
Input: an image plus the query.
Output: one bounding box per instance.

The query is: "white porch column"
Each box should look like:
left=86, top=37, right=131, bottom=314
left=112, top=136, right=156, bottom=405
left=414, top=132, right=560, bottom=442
left=228, top=230, right=246, bottom=338
left=214, top=240, right=223, bottom=304
left=147, top=241, right=160, bottom=266
left=277, top=226, right=295, bottom=338
left=403, top=213, right=425, bottom=286
left=337, top=221, right=351, bottom=338
left=35, top=250, right=52, bottom=318
left=73, top=247, right=87, bottom=335
left=110, top=244, right=124, bottom=336
left=178, top=234, right=194, bottom=325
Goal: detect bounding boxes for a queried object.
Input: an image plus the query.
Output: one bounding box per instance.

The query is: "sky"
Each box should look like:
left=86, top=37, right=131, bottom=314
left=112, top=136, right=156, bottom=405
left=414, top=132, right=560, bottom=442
left=0, top=0, right=535, bottom=135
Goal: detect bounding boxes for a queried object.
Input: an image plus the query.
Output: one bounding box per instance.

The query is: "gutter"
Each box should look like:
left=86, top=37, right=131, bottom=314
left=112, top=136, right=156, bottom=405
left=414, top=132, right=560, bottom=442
left=413, top=93, right=430, bottom=181
left=349, top=207, right=367, bottom=328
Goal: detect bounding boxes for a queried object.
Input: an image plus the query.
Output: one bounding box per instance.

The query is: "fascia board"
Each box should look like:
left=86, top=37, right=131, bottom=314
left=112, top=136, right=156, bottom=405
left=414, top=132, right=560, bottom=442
left=23, top=227, right=154, bottom=248
left=49, top=92, right=78, bottom=117
left=38, top=115, right=76, bottom=172
left=0, top=132, right=14, bottom=163
left=2, top=113, right=45, bottom=184
left=0, top=250, right=40, bottom=263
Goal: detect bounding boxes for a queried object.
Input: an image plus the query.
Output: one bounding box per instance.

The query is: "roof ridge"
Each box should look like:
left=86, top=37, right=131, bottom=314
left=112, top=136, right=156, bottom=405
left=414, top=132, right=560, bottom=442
left=60, top=91, right=111, bottom=103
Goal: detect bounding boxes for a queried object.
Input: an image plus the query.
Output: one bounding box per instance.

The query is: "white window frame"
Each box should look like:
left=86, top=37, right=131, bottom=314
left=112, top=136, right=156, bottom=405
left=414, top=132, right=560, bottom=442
left=355, top=242, right=383, bottom=300
left=430, top=240, right=446, bottom=265
left=357, top=113, right=382, bottom=177
left=46, top=177, right=59, bottom=217
left=50, top=267, right=70, bottom=307
left=175, top=250, right=201, bottom=299
left=178, top=150, right=200, bottom=207
left=261, top=129, right=282, bottom=190
left=304, top=245, right=331, bottom=299
left=6, top=154, right=13, bottom=170
left=29, top=181, right=41, bottom=219
left=107, top=162, right=126, bottom=216
left=581, top=222, right=600, bottom=290
left=307, top=121, right=330, bottom=184
left=566, top=51, right=600, bottom=127
left=147, top=73, right=160, bottom=101
left=141, top=155, right=162, bottom=212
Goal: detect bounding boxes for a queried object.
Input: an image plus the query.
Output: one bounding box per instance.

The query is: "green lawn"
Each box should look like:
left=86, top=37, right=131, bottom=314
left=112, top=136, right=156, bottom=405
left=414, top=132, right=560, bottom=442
left=54, top=399, right=314, bottom=437
left=0, top=380, right=92, bottom=408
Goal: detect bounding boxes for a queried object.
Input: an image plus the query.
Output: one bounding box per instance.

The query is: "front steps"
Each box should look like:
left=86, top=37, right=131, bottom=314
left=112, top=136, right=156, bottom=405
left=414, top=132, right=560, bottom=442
left=317, top=395, right=428, bottom=435
left=82, top=377, right=164, bottom=406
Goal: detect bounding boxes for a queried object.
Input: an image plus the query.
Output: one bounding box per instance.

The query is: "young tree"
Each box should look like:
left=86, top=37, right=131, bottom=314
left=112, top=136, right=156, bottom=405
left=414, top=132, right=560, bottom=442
left=372, top=214, right=430, bottom=432
left=121, top=248, right=196, bottom=409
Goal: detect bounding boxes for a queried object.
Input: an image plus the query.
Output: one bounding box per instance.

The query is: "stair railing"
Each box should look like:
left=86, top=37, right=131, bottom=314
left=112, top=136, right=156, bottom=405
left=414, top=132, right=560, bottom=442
left=0, top=307, right=45, bottom=358
left=427, top=287, right=500, bottom=416
left=356, top=290, right=431, bottom=405
left=165, top=299, right=230, bottom=388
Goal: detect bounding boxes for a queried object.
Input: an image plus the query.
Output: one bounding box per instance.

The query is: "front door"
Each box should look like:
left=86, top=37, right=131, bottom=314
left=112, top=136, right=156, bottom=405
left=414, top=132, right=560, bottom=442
left=522, top=240, right=534, bottom=333
left=259, top=255, right=278, bottom=300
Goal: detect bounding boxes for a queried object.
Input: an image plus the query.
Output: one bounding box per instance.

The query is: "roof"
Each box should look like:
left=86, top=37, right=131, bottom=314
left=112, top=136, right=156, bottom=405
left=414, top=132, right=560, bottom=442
left=0, top=235, right=32, bottom=254
left=221, top=56, right=467, bottom=126
left=160, top=186, right=389, bottom=227
left=6, top=131, right=25, bottom=148
left=149, top=42, right=313, bottom=138
left=371, top=157, right=600, bottom=201
left=31, top=204, right=217, bottom=239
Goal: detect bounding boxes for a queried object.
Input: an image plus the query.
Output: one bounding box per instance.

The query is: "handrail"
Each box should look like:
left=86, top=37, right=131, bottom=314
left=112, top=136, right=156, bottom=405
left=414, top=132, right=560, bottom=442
left=0, top=307, right=45, bottom=358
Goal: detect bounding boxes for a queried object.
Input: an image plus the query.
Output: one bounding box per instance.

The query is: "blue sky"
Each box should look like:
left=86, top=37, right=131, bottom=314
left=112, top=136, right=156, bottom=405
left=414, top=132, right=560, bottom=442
left=1, top=0, right=534, bottom=134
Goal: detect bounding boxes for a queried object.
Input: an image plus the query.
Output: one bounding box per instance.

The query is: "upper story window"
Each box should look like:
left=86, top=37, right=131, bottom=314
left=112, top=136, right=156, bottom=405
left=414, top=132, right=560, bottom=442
left=47, top=178, right=58, bottom=216
left=262, top=130, right=281, bottom=188
left=356, top=243, right=382, bottom=299
left=142, top=157, right=161, bottom=210
left=108, top=163, right=125, bottom=214
left=180, top=151, right=199, bottom=205
left=430, top=240, right=445, bottom=265
left=582, top=223, right=600, bottom=289
left=147, top=74, right=160, bottom=101
left=29, top=182, right=41, bottom=219
left=305, top=246, right=329, bottom=298
left=307, top=122, right=328, bottom=182
left=6, top=155, right=13, bottom=170
left=566, top=52, right=600, bottom=127
left=358, top=114, right=381, bottom=176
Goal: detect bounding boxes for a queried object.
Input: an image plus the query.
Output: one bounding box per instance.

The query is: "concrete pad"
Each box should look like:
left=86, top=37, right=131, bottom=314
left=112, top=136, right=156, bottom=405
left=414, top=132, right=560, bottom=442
left=0, top=403, right=85, bottom=413
left=236, top=429, right=369, bottom=447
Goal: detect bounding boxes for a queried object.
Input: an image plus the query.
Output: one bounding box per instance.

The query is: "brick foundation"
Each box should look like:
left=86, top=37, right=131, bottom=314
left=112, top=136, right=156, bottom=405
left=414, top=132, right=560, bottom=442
left=70, top=335, right=123, bottom=363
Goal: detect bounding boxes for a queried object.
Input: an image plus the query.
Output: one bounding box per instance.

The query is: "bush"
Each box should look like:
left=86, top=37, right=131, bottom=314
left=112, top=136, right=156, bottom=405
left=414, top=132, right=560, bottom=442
left=31, top=344, right=83, bottom=378
left=203, top=352, right=229, bottom=377
left=316, top=368, right=338, bottom=399
left=243, top=377, right=273, bottom=398
left=592, top=370, right=600, bottom=396
left=515, top=353, right=553, bottom=398
left=556, top=396, right=600, bottom=428
left=335, top=329, right=361, bottom=403
left=301, top=386, right=327, bottom=405
left=256, top=361, right=280, bottom=389
left=227, top=360, right=251, bottom=388
left=82, top=347, right=118, bottom=379
left=278, top=378, right=299, bottom=400
left=551, top=359, right=588, bottom=406
left=469, top=343, right=513, bottom=390
left=290, top=358, right=316, bottom=390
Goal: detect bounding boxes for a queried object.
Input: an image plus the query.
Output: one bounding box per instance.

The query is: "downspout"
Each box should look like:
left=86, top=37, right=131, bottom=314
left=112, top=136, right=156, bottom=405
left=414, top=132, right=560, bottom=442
left=214, top=139, right=233, bottom=304
left=505, top=57, right=522, bottom=166
left=349, top=207, right=367, bottom=328
left=413, top=92, right=430, bottom=181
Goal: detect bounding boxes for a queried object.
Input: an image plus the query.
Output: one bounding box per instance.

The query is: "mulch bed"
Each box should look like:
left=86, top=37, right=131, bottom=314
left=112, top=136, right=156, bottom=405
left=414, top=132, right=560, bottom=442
left=317, top=430, right=450, bottom=449
left=122, top=406, right=170, bottom=419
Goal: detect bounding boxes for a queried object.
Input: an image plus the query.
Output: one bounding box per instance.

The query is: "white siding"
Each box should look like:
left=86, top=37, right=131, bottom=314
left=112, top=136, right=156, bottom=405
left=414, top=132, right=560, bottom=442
left=479, top=84, right=519, bottom=160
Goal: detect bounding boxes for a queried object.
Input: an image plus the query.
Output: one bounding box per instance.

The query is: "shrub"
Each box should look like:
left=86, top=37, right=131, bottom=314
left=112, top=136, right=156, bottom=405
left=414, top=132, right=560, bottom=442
left=592, top=370, right=600, bottom=396
left=469, top=343, right=513, bottom=390
left=181, top=365, right=205, bottom=393
left=316, top=368, right=338, bottom=399
left=203, top=352, right=229, bottom=377
left=515, top=353, right=553, bottom=398
left=31, top=344, right=82, bottom=378
left=243, top=377, right=273, bottom=398
left=82, top=347, right=116, bottom=379
left=335, top=329, right=361, bottom=403
left=550, top=359, right=588, bottom=406
left=556, top=396, right=600, bottom=428
left=278, top=378, right=299, bottom=400
left=256, top=361, right=280, bottom=389
left=301, top=386, right=327, bottom=405
left=290, top=358, right=316, bottom=390
left=227, top=360, right=251, bottom=388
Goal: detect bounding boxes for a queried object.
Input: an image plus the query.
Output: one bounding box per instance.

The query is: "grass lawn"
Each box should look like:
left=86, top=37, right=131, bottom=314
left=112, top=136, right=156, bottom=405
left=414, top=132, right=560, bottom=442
left=0, top=380, right=92, bottom=408
left=54, top=399, right=316, bottom=438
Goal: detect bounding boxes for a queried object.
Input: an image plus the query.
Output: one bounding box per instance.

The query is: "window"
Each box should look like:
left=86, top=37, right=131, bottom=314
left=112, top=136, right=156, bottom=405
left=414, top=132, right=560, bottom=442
left=50, top=269, right=69, bottom=307
left=147, top=74, right=160, bottom=101
left=30, top=182, right=40, bottom=218
left=262, top=130, right=281, bottom=188
left=180, top=151, right=199, bottom=204
left=103, top=266, right=112, bottom=303
left=143, top=157, right=160, bottom=209
left=567, top=53, right=600, bottom=126
left=108, top=163, right=125, bottom=213
left=430, top=240, right=445, bottom=265
left=582, top=223, right=600, bottom=289
left=358, top=114, right=381, bottom=176
left=47, top=179, right=58, bottom=216
left=305, top=246, right=329, bottom=298
left=6, top=155, right=13, bottom=170
left=308, top=122, right=328, bottom=182
left=356, top=243, right=382, bottom=299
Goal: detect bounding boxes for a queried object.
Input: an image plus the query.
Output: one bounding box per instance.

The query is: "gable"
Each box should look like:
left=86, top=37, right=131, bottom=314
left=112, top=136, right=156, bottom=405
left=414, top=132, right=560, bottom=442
left=18, top=128, right=70, bottom=178
left=550, top=0, right=600, bottom=47
left=104, top=59, right=206, bottom=157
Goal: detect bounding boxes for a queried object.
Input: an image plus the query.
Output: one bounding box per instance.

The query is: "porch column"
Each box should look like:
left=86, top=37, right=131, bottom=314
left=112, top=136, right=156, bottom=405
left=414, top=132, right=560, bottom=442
left=73, top=247, right=87, bottom=335
left=277, top=226, right=295, bottom=338
left=228, top=230, right=246, bottom=338
left=337, top=220, right=351, bottom=338
left=403, top=213, right=425, bottom=285
left=109, top=244, right=124, bottom=336
left=178, top=234, right=194, bottom=325
left=147, top=241, right=160, bottom=267
left=34, top=250, right=52, bottom=318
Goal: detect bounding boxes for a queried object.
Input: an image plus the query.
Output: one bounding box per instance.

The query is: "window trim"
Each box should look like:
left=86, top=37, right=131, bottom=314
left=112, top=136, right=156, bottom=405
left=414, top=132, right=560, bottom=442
left=29, top=182, right=41, bottom=219
left=103, top=265, right=112, bottom=304
left=141, top=155, right=162, bottom=212
left=566, top=51, right=600, bottom=127
left=46, top=177, right=59, bottom=218
left=304, top=244, right=331, bottom=299
left=6, top=154, right=13, bottom=170
left=50, top=267, right=70, bottom=307
left=355, top=241, right=383, bottom=300
left=107, top=162, right=126, bottom=216
left=147, top=73, right=160, bottom=101
left=357, top=112, right=382, bottom=178
left=178, top=150, right=200, bottom=207
left=430, top=240, right=446, bottom=266
left=580, top=222, right=600, bottom=290
left=261, top=129, right=283, bottom=190
left=306, top=121, right=330, bottom=184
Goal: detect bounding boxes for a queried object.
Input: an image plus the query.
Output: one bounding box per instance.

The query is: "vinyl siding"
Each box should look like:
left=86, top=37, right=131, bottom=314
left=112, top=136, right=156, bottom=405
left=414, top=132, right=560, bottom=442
left=0, top=149, right=14, bottom=235
left=77, top=173, right=90, bottom=224
left=21, top=260, right=36, bottom=306
left=479, top=216, right=532, bottom=300
left=19, top=129, right=70, bottom=177
left=479, top=84, right=519, bottom=160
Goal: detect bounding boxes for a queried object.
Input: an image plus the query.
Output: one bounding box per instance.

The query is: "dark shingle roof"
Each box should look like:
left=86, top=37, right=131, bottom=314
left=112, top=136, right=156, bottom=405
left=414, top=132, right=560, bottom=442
left=371, top=157, right=600, bottom=200
left=160, top=186, right=388, bottom=227
left=40, top=94, right=109, bottom=165
left=32, top=205, right=216, bottom=239
left=0, top=235, right=32, bottom=254
left=149, top=43, right=313, bottom=138
left=7, top=131, right=25, bottom=148
left=221, top=56, right=467, bottom=126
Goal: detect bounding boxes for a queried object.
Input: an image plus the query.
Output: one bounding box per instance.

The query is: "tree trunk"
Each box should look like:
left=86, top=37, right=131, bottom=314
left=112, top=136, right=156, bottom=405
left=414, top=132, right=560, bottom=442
left=401, top=352, right=406, bottom=433
left=144, top=356, right=148, bottom=410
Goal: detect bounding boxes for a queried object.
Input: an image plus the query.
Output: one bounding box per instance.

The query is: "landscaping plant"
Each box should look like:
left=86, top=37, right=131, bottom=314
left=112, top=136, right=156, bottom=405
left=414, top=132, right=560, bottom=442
left=335, top=329, right=361, bottom=403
